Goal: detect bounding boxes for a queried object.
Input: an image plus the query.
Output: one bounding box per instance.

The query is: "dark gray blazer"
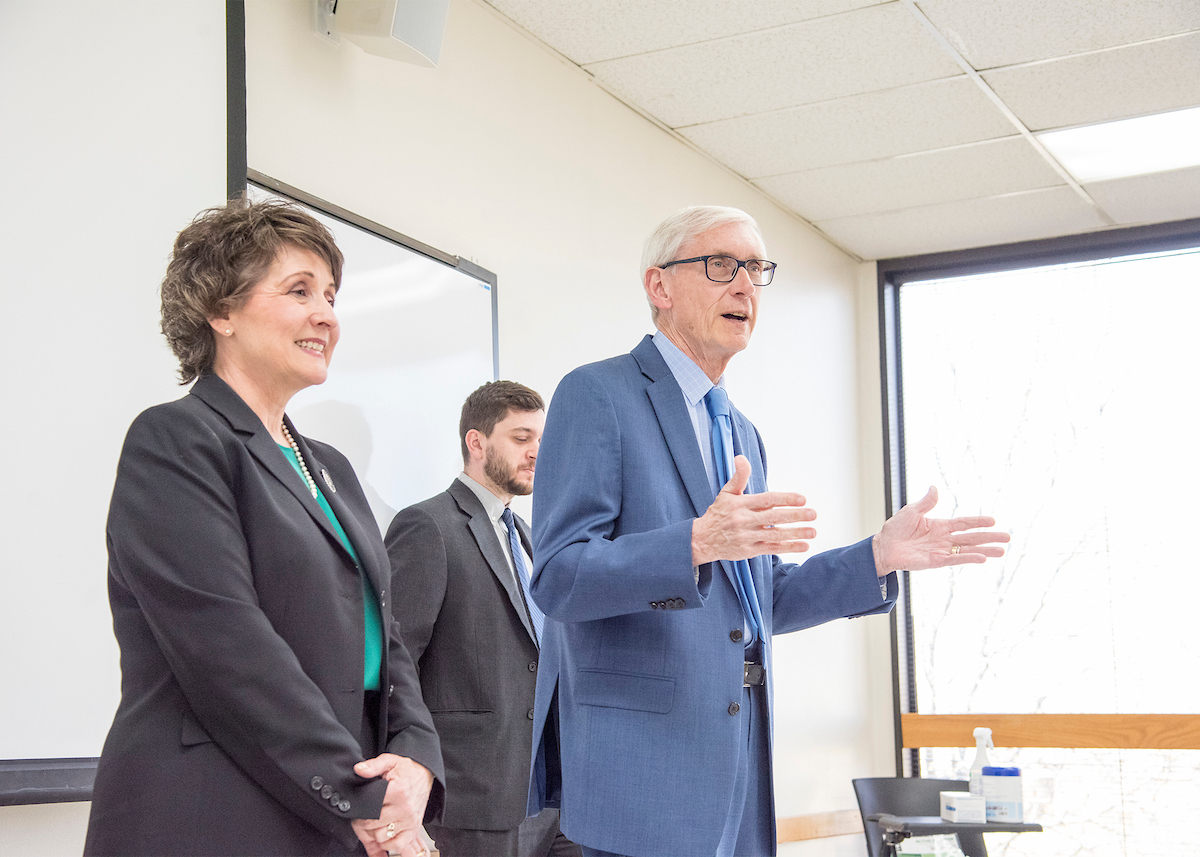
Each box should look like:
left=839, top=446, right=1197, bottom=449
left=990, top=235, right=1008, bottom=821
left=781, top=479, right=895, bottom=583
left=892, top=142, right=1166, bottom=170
left=85, top=373, right=444, bottom=857
left=385, top=479, right=539, bottom=832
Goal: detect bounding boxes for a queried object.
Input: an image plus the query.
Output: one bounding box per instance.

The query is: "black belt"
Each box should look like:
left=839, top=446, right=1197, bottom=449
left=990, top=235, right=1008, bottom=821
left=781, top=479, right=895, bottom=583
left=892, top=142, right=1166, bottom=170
left=743, top=661, right=766, bottom=687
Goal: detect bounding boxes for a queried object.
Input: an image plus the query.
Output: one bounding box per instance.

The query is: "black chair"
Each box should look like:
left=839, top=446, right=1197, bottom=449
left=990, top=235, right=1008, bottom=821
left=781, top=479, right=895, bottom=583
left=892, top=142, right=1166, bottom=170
left=852, top=777, right=987, bottom=857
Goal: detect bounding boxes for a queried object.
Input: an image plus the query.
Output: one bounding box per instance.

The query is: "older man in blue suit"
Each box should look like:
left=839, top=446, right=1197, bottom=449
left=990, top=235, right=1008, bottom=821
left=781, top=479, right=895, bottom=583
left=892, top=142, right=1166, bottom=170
left=526, top=206, right=1009, bottom=857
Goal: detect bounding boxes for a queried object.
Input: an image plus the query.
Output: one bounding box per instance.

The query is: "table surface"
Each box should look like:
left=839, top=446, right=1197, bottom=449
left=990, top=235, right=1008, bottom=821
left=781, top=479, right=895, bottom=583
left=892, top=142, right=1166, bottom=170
left=869, top=814, right=1044, bottom=835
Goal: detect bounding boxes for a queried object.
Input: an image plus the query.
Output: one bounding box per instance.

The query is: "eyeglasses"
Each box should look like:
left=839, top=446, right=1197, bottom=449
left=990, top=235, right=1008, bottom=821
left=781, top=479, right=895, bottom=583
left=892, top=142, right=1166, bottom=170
left=659, top=254, right=776, bottom=286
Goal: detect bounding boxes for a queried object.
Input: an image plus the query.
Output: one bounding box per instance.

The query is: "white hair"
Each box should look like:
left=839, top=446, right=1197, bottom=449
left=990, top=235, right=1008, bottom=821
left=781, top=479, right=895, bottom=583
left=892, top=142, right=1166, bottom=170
left=641, top=206, right=765, bottom=323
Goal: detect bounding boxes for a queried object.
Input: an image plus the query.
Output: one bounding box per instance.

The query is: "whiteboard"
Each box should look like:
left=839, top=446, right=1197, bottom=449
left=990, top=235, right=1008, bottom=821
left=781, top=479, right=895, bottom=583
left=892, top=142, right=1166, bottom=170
left=251, top=176, right=498, bottom=533
left=0, top=0, right=228, bottom=774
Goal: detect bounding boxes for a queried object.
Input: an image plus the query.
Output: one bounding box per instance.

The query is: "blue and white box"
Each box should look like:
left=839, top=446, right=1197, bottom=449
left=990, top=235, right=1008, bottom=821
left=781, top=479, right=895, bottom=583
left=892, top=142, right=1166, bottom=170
left=939, top=790, right=985, bottom=823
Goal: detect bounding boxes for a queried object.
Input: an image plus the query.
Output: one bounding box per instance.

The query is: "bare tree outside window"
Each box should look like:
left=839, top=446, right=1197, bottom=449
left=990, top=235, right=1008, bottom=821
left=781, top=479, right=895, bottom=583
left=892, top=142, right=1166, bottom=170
left=893, top=246, right=1200, bottom=856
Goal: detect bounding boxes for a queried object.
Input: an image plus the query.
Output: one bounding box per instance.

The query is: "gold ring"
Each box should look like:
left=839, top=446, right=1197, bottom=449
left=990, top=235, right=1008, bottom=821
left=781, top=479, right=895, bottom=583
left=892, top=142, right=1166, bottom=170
left=950, top=545, right=960, bottom=555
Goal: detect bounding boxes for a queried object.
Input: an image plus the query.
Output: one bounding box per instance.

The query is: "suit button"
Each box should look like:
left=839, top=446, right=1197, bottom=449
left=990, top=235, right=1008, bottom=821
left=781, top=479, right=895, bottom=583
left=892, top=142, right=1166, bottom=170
left=338, top=799, right=350, bottom=812
left=649, top=601, right=658, bottom=609
left=330, top=791, right=341, bottom=805
left=730, top=629, right=743, bottom=642
left=527, top=708, right=535, bottom=720
left=321, top=785, right=333, bottom=799
left=728, top=702, right=740, bottom=715
left=674, top=599, right=685, bottom=608
left=528, top=661, right=537, bottom=672
left=310, top=776, right=324, bottom=791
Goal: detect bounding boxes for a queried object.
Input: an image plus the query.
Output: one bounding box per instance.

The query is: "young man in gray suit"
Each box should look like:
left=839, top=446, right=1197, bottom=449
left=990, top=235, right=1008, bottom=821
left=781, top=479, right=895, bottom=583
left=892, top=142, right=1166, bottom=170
left=385, top=381, right=580, bottom=857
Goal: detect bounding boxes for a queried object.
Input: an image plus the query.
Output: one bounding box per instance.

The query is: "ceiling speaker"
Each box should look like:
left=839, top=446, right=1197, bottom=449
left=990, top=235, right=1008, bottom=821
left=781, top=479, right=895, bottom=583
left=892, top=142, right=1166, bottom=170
left=332, top=0, right=450, bottom=67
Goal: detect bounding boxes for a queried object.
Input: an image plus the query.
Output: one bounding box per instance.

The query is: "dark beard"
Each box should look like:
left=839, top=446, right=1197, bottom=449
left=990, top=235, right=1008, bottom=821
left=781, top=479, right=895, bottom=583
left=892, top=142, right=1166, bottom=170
left=484, top=447, right=533, bottom=496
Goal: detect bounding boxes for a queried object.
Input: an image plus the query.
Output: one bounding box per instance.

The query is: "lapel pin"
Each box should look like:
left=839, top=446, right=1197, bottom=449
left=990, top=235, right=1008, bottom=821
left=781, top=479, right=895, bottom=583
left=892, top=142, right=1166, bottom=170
left=321, top=469, right=336, bottom=493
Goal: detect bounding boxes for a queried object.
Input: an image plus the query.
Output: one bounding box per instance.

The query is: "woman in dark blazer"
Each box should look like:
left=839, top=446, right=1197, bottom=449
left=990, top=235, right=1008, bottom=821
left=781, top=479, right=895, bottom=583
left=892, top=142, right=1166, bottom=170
left=85, top=198, right=443, bottom=857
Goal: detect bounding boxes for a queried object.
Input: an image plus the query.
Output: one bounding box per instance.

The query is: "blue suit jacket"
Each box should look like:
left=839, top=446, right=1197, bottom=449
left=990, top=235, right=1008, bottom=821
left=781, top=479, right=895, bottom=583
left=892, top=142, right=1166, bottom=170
left=527, top=336, right=897, bottom=855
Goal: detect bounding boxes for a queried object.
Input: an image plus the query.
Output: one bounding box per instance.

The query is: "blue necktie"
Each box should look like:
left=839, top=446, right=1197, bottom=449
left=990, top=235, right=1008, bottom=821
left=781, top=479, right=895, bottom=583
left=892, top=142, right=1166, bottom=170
left=704, top=386, right=764, bottom=644
left=502, top=508, right=544, bottom=644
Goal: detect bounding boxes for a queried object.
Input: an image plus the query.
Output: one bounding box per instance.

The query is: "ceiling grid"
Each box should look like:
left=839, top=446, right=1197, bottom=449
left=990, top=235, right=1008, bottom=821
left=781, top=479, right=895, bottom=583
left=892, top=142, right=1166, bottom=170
left=483, top=0, right=1200, bottom=259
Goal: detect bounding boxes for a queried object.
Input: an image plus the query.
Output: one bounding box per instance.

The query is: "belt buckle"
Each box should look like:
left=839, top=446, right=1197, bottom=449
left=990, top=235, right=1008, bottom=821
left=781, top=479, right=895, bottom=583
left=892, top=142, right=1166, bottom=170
left=743, top=661, right=765, bottom=687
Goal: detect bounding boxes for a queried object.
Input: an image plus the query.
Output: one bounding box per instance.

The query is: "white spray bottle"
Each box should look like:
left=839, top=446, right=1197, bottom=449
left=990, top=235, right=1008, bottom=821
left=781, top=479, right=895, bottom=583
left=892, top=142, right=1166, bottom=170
left=969, top=727, right=993, bottom=796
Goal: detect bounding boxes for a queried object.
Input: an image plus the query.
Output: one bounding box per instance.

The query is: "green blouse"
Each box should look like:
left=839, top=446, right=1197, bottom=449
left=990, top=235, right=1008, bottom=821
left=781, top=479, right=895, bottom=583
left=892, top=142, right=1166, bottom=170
left=279, top=444, right=383, bottom=692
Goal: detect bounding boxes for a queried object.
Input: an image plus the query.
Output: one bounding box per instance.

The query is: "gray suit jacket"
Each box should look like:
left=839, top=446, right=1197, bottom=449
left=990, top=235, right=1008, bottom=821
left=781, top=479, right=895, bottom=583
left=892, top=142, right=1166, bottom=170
left=385, top=480, right=539, bottom=831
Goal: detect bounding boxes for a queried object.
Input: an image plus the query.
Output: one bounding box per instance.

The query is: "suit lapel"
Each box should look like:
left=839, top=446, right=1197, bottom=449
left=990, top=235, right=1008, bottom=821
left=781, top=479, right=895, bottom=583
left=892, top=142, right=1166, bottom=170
left=633, top=337, right=759, bottom=603
left=450, top=480, right=538, bottom=645
left=188, top=375, right=359, bottom=570
left=729, top=408, right=771, bottom=610
left=298, top=432, right=389, bottom=596
left=633, top=337, right=714, bottom=520
left=516, top=516, right=534, bottom=563
left=729, top=411, right=766, bottom=494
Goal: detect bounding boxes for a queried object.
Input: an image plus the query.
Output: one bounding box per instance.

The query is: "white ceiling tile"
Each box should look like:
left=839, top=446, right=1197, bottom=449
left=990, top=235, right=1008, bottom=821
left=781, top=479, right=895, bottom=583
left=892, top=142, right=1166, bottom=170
left=680, top=78, right=1014, bottom=177
left=583, top=3, right=962, bottom=128
left=814, top=187, right=1108, bottom=259
left=1085, top=165, right=1200, bottom=226
left=756, top=136, right=1064, bottom=220
left=484, top=0, right=885, bottom=65
left=482, top=0, right=1200, bottom=255
left=915, top=0, right=1200, bottom=69
left=983, top=32, right=1200, bottom=131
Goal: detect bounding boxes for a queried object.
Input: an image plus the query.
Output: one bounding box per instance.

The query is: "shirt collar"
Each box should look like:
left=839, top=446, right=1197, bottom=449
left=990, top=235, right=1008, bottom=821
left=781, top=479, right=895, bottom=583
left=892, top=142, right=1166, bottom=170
left=652, top=329, right=725, bottom=405
left=456, top=472, right=507, bottom=522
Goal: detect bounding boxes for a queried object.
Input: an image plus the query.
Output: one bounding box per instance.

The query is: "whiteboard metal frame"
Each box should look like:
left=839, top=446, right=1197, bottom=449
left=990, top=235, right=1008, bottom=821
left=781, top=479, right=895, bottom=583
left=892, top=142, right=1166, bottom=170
left=248, top=169, right=500, bottom=380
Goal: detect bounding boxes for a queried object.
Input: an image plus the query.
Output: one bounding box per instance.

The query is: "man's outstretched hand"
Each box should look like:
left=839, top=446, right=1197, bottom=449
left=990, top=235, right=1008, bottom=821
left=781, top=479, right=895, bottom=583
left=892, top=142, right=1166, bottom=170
left=872, top=486, right=1010, bottom=576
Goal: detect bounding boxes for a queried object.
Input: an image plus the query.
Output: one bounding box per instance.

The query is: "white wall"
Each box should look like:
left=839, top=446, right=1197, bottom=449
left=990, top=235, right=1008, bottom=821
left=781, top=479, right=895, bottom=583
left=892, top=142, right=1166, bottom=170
left=247, top=3, right=894, bottom=854
left=0, top=0, right=227, bottom=853
left=0, top=0, right=895, bottom=852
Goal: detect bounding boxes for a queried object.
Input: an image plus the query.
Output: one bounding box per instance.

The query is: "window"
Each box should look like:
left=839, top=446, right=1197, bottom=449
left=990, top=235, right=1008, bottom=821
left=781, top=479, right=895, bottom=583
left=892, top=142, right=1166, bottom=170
left=880, top=220, right=1200, bottom=856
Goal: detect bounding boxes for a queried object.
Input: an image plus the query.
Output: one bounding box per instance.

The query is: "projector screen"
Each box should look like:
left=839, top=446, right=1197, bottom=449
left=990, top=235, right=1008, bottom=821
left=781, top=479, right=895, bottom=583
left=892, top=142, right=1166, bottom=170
left=0, top=0, right=229, bottom=776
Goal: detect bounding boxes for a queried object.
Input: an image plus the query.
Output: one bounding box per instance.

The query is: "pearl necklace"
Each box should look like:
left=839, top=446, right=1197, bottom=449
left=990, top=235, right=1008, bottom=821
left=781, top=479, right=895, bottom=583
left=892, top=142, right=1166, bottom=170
left=281, top=423, right=319, bottom=499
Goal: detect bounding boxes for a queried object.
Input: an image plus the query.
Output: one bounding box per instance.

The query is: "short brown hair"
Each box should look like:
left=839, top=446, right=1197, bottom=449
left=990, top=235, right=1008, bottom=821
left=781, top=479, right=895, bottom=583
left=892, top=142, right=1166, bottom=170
left=459, top=381, right=545, bottom=464
left=159, top=196, right=344, bottom=384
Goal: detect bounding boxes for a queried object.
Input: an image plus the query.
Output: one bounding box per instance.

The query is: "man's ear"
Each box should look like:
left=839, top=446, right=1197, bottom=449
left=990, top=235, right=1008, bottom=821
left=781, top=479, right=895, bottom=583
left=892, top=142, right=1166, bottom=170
left=464, top=428, right=486, bottom=463
left=644, top=267, right=672, bottom=312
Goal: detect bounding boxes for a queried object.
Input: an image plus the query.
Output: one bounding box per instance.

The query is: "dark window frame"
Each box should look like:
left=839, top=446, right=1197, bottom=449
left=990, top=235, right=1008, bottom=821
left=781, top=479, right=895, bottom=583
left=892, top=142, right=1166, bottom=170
left=876, top=216, right=1200, bottom=776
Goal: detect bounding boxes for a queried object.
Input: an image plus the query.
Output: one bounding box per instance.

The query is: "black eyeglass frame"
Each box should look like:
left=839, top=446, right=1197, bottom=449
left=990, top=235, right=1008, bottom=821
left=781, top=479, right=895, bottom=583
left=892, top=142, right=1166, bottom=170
left=659, top=254, right=777, bottom=285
